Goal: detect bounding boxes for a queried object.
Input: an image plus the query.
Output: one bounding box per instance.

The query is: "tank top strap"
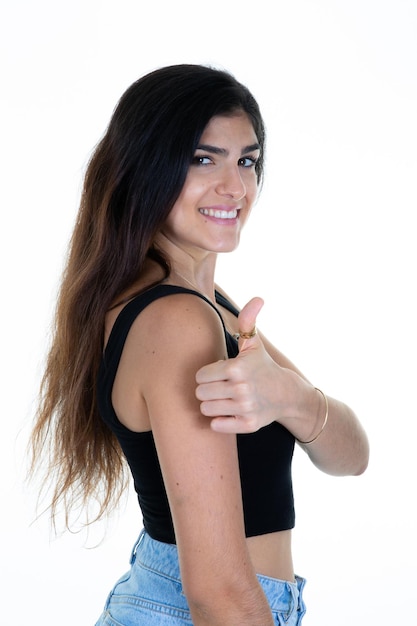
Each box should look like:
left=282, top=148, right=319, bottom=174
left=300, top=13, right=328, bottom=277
left=214, top=290, right=240, bottom=317
left=104, top=284, right=230, bottom=364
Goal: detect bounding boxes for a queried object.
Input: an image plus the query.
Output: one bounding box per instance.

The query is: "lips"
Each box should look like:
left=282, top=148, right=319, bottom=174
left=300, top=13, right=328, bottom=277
left=198, top=208, right=238, bottom=219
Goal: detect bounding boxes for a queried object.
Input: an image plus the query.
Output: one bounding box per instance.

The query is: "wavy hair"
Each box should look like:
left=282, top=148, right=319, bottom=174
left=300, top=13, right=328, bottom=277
left=28, top=64, right=266, bottom=529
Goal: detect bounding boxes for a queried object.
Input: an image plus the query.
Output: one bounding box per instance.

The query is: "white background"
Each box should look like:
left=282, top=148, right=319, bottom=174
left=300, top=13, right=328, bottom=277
left=1, top=1, right=416, bottom=624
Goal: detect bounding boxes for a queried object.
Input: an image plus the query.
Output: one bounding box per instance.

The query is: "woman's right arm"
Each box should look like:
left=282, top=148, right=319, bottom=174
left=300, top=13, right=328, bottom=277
left=133, top=293, right=274, bottom=626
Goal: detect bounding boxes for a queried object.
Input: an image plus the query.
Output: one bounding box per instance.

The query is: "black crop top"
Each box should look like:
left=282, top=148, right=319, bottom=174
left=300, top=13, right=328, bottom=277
left=97, top=284, right=295, bottom=543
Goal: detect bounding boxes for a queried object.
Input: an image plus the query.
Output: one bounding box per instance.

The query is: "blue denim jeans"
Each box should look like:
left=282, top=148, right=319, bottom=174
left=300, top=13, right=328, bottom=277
left=95, top=530, right=306, bottom=625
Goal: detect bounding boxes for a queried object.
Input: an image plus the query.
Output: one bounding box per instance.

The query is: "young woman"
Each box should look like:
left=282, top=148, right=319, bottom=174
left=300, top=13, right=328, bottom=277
left=29, top=64, right=369, bottom=625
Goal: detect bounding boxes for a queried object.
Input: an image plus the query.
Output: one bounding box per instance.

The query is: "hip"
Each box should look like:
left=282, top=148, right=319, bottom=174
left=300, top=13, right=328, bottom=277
left=95, top=530, right=306, bottom=625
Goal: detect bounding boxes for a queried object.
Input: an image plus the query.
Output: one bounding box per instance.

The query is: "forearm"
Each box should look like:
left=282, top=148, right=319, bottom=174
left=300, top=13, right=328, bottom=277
left=181, top=532, right=274, bottom=625
left=187, top=580, right=274, bottom=626
left=278, top=378, right=369, bottom=475
left=232, top=358, right=369, bottom=476
left=195, top=322, right=369, bottom=476
left=293, top=390, right=369, bottom=476
left=250, top=335, right=370, bottom=476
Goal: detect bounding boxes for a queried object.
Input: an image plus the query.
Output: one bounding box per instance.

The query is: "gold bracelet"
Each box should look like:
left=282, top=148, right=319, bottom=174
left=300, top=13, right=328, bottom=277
left=297, top=387, right=329, bottom=445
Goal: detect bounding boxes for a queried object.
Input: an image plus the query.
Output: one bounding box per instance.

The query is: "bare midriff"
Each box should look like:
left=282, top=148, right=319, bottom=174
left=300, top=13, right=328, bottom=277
left=247, top=530, right=294, bottom=582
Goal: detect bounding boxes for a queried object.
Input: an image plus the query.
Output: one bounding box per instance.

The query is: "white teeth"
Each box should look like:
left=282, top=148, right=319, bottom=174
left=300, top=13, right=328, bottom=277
left=199, top=208, right=238, bottom=219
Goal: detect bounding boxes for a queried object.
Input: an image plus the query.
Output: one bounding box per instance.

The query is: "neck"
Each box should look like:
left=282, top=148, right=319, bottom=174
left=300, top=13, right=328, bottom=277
left=170, top=265, right=216, bottom=302
left=154, top=233, right=217, bottom=301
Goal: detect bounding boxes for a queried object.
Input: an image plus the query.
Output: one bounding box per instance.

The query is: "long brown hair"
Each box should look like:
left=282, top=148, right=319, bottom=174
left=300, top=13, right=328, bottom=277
left=29, top=64, right=266, bottom=529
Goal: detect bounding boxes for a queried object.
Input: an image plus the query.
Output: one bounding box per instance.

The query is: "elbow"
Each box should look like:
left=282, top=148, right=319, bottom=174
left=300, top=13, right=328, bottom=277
left=353, top=444, right=370, bottom=476
left=344, top=437, right=370, bottom=477
left=184, top=578, right=242, bottom=615
left=352, top=459, right=368, bottom=476
left=354, top=430, right=370, bottom=476
left=183, top=573, right=268, bottom=624
left=313, top=437, right=370, bottom=477
left=341, top=423, right=370, bottom=477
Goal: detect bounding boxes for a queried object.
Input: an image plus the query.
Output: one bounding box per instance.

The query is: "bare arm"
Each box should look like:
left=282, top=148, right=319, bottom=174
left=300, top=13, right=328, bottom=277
left=196, top=293, right=369, bottom=477
left=257, top=327, right=369, bottom=476
left=134, top=294, right=274, bottom=625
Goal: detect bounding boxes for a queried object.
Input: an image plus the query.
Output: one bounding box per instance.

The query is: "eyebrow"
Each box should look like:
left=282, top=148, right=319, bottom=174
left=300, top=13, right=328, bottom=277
left=196, top=143, right=261, bottom=156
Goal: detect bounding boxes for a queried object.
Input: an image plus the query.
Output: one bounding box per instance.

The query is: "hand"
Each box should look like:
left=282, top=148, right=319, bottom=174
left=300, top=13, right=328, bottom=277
left=196, top=297, right=284, bottom=433
left=196, top=299, right=370, bottom=476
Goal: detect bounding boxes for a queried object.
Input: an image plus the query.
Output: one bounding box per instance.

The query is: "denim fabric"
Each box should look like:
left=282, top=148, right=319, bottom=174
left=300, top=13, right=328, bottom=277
left=95, top=530, right=306, bottom=625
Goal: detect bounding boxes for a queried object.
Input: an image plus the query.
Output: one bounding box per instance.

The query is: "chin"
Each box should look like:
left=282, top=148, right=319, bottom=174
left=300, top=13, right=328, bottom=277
left=211, top=238, right=241, bottom=253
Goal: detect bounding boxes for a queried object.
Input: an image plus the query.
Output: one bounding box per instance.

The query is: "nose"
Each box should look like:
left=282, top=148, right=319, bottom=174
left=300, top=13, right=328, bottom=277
left=216, top=164, right=246, bottom=200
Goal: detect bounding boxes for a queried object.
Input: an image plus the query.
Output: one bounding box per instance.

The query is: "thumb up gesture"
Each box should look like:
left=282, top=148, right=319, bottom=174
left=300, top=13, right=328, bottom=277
left=234, top=296, right=264, bottom=349
left=196, top=297, right=282, bottom=433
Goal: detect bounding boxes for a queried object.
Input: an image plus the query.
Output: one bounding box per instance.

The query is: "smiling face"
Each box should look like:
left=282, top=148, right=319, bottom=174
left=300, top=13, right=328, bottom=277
left=160, top=112, right=261, bottom=258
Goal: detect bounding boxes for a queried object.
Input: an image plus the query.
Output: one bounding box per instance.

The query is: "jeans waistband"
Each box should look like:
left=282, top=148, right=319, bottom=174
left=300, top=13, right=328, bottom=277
left=130, top=530, right=306, bottom=614
left=131, top=529, right=182, bottom=581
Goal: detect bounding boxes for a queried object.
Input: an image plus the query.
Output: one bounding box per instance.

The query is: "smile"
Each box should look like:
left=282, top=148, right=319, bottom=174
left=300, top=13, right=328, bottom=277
left=198, top=208, right=238, bottom=219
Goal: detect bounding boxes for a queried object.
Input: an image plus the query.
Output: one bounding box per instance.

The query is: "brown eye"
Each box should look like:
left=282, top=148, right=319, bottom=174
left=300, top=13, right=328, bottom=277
left=192, top=155, right=212, bottom=165
left=239, top=156, right=257, bottom=168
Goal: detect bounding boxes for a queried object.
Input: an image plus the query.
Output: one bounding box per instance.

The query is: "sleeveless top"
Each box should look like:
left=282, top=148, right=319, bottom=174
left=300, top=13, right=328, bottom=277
left=97, top=284, right=295, bottom=543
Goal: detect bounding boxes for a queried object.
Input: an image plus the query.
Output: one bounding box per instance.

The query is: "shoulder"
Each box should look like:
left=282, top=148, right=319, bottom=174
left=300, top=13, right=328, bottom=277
left=126, top=289, right=228, bottom=371
left=142, top=289, right=225, bottom=337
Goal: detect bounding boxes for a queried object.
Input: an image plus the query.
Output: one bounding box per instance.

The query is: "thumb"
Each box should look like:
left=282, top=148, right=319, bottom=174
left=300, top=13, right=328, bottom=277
left=237, top=297, right=264, bottom=351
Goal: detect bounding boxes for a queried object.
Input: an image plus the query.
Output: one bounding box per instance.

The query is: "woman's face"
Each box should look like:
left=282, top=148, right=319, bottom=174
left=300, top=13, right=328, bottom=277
left=161, top=112, right=261, bottom=257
